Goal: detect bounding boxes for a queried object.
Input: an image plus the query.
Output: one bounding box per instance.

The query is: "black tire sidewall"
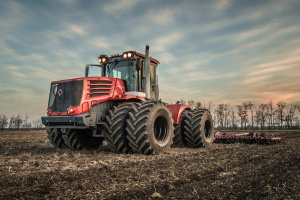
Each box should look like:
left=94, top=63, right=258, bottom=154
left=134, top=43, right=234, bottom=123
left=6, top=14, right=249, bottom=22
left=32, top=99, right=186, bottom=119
left=146, top=104, right=174, bottom=154
left=200, top=111, right=214, bottom=148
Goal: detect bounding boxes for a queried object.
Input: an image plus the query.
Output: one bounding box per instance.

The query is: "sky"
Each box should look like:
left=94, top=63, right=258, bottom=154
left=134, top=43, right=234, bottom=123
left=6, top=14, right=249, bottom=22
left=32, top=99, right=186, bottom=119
left=0, top=0, right=300, bottom=120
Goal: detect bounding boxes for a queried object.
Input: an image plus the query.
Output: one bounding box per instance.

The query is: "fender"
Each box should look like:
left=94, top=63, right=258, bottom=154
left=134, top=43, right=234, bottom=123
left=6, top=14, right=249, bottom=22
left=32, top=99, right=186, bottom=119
left=167, top=104, right=192, bottom=124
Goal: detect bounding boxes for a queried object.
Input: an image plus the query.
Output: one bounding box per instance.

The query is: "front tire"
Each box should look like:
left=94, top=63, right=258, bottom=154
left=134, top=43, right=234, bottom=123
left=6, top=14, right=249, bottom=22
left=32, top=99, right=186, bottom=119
left=126, top=101, right=174, bottom=155
left=104, top=104, right=133, bottom=153
left=47, top=128, right=66, bottom=148
left=62, top=129, right=104, bottom=150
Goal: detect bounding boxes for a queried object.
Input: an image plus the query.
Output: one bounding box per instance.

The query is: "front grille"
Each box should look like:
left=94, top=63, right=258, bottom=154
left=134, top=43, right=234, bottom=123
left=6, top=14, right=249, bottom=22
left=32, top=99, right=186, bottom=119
left=90, top=85, right=110, bottom=89
left=88, top=80, right=113, bottom=98
left=48, top=80, right=83, bottom=112
left=90, top=81, right=111, bottom=84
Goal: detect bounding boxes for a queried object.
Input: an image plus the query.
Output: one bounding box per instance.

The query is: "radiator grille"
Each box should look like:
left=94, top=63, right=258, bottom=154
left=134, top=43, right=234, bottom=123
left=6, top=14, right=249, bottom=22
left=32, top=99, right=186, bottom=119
left=88, top=80, right=113, bottom=98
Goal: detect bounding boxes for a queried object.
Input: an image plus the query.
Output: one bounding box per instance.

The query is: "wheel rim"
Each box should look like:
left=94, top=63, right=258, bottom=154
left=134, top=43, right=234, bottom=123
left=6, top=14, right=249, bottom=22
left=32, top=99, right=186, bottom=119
left=154, top=116, right=168, bottom=143
left=204, top=120, right=211, bottom=138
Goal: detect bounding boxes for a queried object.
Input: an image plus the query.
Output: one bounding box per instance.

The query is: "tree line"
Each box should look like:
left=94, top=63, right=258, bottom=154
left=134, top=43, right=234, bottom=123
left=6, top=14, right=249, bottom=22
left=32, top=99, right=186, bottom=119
left=175, top=100, right=300, bottom=130
left=0, top=114, right=43, bottom=130
left=1, top=100, right=299, bottom=130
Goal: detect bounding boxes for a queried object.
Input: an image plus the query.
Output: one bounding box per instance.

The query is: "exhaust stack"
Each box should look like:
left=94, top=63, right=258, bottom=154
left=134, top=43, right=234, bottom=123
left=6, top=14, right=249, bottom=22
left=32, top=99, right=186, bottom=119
left=144, top=45, right=150, bottom=99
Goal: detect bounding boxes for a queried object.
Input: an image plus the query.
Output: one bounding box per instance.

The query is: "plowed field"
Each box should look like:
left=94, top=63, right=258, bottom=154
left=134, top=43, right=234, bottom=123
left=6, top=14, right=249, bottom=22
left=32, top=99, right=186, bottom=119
left=0, top=130, right=299, bottom=199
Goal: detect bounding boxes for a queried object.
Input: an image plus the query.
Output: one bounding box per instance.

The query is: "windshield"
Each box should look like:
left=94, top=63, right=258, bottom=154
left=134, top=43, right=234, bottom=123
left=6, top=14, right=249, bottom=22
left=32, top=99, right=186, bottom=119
left=106, top=60, right=138, bottom=91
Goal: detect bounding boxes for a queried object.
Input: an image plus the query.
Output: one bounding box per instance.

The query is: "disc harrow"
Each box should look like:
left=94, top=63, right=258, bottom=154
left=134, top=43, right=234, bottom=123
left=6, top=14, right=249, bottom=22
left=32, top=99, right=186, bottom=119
left=213, top=131, right=285, bottom=144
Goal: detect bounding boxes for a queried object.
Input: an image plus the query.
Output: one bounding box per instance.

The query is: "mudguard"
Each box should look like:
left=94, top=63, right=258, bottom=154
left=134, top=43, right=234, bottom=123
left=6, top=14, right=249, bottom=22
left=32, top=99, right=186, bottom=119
left=167, top=104, right=192, bottom=124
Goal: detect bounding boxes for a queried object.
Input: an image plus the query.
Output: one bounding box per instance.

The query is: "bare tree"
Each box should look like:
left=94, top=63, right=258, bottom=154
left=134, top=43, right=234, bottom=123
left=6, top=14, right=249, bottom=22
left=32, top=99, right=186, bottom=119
left=268, top=100, right=274, bottom=128
left=248, top=102, right=255, bottom=129
left=176, top=99, right=186, bottom=104
left=224, top=104, right=230, bottom=129
left=9, top=116, right=15, bottom=129
left=237, top=102, right=249, bottom=130
left=258, top=104, right=268, bottom=129
left=255, top=108, right=261, bottom=129
left=266, top=103, right=273, bottom=129
left=276, top=101, right=286, bottom=129
left=33, top=119, right=43, bottom=129
left=296, top=105, right=300, bottom=129
left=230, top=110, right=236, bottom=129
left=194, top=101, right=202, bottom=109
left=0, top=115, right=8, bottom=129
left=14, top=114, right=23, bottom=129
left=286, top=104, right=298, bottom=129
left=213, top=109, right=219, bottom=129
left=216, top=104, right=225, bottom=129
left=24, top=114, right=29, bottom=129
left=208, top=101, right=214, bottom=112
left=187, top=100, right=195, bottom=108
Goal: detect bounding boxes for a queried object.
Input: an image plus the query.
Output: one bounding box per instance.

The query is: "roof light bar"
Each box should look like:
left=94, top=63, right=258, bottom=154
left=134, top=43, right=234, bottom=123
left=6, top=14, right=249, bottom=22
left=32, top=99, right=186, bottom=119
left=98, top=55, right=109, bottom=64
left=122, top=51, right=134, bottom=59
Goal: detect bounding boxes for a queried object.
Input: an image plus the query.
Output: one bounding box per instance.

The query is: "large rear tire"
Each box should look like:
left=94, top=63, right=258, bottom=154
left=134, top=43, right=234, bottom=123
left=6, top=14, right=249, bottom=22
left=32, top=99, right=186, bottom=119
left=104, top=104, right=133, bottom=153
left=126, top=101, right=174, bottom=155
left=172, top=110, right=188, bottom=147
left=183, top=109, right=214, bottom=148
left=62, top=129, right=104, bottom=150
left=47, top=128, right=66, bottom=148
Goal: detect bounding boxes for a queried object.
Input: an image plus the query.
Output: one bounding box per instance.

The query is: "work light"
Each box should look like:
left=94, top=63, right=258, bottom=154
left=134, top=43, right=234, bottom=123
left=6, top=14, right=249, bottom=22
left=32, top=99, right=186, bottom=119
left=98, top=55, right=109, bottom=64
left=122, top=51, right=134, bottom=59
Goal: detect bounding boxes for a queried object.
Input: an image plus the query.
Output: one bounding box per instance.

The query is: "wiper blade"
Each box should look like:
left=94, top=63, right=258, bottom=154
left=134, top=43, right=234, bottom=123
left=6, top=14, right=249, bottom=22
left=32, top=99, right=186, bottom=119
left=108, top=60, right=119, bottom=73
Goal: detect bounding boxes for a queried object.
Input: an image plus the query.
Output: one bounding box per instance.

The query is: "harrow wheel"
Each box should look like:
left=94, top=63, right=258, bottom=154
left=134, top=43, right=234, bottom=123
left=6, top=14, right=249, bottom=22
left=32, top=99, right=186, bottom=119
left=47, top=128, right=66, bottom=148
left=104, top=103, right=133, bottom=153
left=126, top=101, right=174, bottom=155
left=183, top=109, right=214, bottom=148
left=62, top=129, right=104, bottom=150
left=173, top=110, right=188, bottom=147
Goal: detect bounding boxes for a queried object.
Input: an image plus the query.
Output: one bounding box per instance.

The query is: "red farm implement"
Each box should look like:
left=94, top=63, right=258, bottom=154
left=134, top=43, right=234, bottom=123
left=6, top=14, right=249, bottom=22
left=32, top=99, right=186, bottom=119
left=213, top=131, right=285, bottom=144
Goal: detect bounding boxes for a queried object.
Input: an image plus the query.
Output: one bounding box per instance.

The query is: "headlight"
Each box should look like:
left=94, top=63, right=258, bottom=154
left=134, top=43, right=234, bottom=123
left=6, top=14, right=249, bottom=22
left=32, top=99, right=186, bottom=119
left=98, top=55, right=109, bottom=63
left=122, top=51, right=134, bottom=59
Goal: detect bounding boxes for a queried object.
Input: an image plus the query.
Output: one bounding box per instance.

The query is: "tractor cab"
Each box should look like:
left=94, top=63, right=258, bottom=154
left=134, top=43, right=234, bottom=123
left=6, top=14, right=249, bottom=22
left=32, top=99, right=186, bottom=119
left=85, top=50, right=159, bottom=100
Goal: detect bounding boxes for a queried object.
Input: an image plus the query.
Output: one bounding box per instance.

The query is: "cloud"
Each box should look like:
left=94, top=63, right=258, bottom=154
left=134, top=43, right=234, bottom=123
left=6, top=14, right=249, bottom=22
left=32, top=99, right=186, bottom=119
left=241, top=75, right=272, bottom=84
left=88, top=36, right=110, bottom=49
left=102, top=0, right=144, bottom=13
left=69, top=24, right=85, bottom=35
left=43, top=23, right=86, bottom=39
left=213, top=0, right=231, bottom=12
left=1, top=0, right=300, bottom=120
left=11, top=71, right=25, bottom=78
left=146, top=9, right=174, bottom=25
left=0, top=1, right=28, bottom=33
left=151, top=32, right=183, bottom=52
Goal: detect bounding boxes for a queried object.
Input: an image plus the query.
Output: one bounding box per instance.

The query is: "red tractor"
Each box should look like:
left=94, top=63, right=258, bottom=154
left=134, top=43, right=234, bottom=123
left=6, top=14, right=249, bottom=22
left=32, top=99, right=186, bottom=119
left=41, top=46, right=214, bottom=154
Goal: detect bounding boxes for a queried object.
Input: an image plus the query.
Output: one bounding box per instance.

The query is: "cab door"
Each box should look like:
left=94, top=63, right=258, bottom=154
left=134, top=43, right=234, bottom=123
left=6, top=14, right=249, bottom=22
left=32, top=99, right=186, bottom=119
left=150, top=64, right=157, bottom=99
